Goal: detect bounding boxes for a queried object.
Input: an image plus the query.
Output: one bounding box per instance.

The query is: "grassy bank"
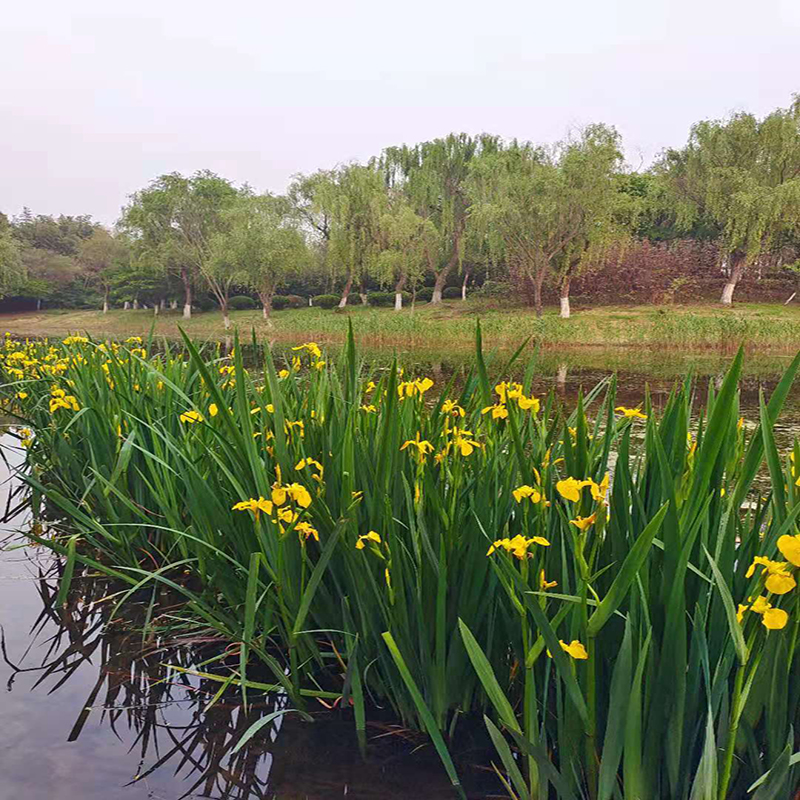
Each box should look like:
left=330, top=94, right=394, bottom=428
left=4, top=330, right=800, bottom=798
left=2, top=300, right=800, bottom=351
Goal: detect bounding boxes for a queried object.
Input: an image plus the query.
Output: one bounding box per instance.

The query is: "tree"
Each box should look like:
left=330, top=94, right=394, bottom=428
left=213, top=194, right=309, bottom=320
left=375, top=197, right=437, bottom=310
left=0, top=214, right=25, bottom=298
left=381, top=133, right=501, bottom=304
left=550, top=124, right=627, bottom=318
left=301, top=164, right=385, bottom=308
left=77, top=228, right=129, bottom=312
left=120, top=171, right=238, bottom=319
left=657, top=96, right=800, bottom=304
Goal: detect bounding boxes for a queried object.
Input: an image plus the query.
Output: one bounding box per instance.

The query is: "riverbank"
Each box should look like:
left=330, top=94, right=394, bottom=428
left=2, top=300, right=800, bottom=351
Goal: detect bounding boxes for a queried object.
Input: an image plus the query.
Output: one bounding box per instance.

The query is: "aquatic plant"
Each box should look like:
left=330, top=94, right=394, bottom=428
left=3, top=327, right=800, bottom=799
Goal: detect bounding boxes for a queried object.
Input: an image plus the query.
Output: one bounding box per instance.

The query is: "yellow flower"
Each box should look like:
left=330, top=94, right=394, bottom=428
left=570, top=513, right=597, bottom=532
left=548, top=640, right=588, bottom=659
left=209, top=403, right=218, bottom=417
left=516, top=394, right=540, bottom=412
left=481, top=403, right=508, bottom=420
left=295, top=522, right=319, bottom=542
left=762, top=608, right=789, bottom=630
left=487, top=535, right=549, bottom=558
left=589, top=474, right=610, bottom=503
left=180, top=410, right=203, bottom=424
left=356, top=530, right=382, bottom=550
left=556, top=477, right=587, bottom=503
left=16, top=391, right=28, bottom=400
left=232, top=496, right=274, bottom=515
left=766, top=572, right=796, bottom=595
left=453, top=429, right=481, bottom=456
left=777, top=534, right=800, bottom=567
left=278, top=369, right=290, bottom=379
left=360, top=404, right=377, bottom=413
left=615, top=406, right=647, bottom=420
left=750, top=595, right=772, bottom=614
left=512, top=485, right=541, bottom=504
left=736, top=603, right=749, bottom=623
left=272, top=484, right=287, bottom=506
left=540, top=570, right=558, bottom=590
left=400, top=433, right=434, bottom=459
left=441, top=399, right=465, bottom=417
left=292, top=342, right=322, bottom=359
left=286, top=483, right=312, bottom=508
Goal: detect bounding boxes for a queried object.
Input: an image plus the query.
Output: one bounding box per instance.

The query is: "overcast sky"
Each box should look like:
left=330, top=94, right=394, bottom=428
left=2, top=0, right=798, bottom=225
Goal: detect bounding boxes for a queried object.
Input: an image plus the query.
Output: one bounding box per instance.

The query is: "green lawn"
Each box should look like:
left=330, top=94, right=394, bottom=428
left=2, top=300, right=799, bottom=351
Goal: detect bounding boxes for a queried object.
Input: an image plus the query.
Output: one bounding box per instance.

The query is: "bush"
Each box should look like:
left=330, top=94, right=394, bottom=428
left=271, top=295, right=290, bottom=310
left=442, top=286, right=462, bottom=300
left=271, top=295, right=306, bottom=311
left=416, top=287, right=434, bottom=302
left=476, top=280, right=515, bottom=299
left=228, top=295, right=257, bottom=311
left=195, top=295, right=216, bottom=312
left=312, top=294, right=340, bottom=309
left=367, top=291, right=411, bottom=307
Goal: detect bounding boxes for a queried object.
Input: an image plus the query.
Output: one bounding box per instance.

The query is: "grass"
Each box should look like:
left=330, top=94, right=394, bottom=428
left=3, top=299, right=800, bottom=352
left=3, top=326, right=800, bottom=798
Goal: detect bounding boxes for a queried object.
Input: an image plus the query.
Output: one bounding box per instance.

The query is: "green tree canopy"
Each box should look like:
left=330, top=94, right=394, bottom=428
left=77, top=228, right=130, bottom=312
left=657, top=96, right=800, bottom=303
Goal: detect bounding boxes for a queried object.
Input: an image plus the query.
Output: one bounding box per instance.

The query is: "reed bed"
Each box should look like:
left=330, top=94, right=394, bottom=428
left=3, top=326, right=800, bottom=799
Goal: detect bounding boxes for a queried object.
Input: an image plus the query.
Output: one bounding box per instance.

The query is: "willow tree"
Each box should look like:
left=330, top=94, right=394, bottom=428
left=0, top=214, right=24, bottom=298
left=375, top=198, right=437, bottom=310
left=212, top=194, right=309, bottom=320
left=298, top=164, right=385, bottom=308
left=77, top=228, right=129, bottom=313
left=381, top=133, right=501, bottom=304
left=120, top=171, right=238, bottom=319
left=658, top=96, right=800, bottom=304
left=550, top=124, right=627, bottom=317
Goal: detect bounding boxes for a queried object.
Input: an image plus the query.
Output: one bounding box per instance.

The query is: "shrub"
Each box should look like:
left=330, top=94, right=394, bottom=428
left=227, top=295, right=257, bottom=311
left=442, top=286, right=462, bottom=300
left=271, top=295, right=290, bottom=310
left=476, top=279, right=515, bottom=299
left=367, top=291, right=411, bottom=307
left=312, top=294, right=340, bottom=309
left=416, top=287, right=434, bottom=302
left=284, top=294, right=306, bottom=309
left=195, top=295, right=216, bottom=312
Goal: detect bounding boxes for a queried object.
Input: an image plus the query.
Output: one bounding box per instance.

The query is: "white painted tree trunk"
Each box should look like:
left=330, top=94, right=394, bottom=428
left=37, top=298, right=41, bottom=310
left=153, top=304, right=159, bottom=316
left=160, top=298, right=166, bottom=310
left=262, top=305, right=268, bottom=319
left=431, top=287, right=443, bottom=304
left=223, top=313, right=231, bottom=330
left=103, top=300, right=109, bottom=314
left=132, top=298, right=139, bottom=310
left=124, top=301, right=130, bottom=310
left=338, top=296, right=348, bottom=309
left=720, top=281, right=736, bottom=305
left=556, top=363, right=568, bottom=391
left=395, top=292, right=403, bottom=311
left=461, top=284, right=467, bottom=301
left=183, top=303, right=192, bottom=319
left=170, top=300, right=178, bottom=310
left=560, top=296, right=571, bottom=318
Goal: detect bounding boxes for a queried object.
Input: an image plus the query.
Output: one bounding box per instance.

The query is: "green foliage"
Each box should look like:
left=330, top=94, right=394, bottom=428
left=415, top=286, right=434, bottom=302
left=5, top=333, right=800, bottom=800
left=366, top=291, right=411, bottom=307
left=272, top=294, right=306, bottom=310
left=228, top=295, right=258, bottom=310
left=441, top=286, right=462, bottom=299
left=312, top=293, right=339, bottom=308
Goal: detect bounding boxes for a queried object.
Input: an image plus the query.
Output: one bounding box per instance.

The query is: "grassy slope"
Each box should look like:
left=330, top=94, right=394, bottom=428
left=1, top=300, right=799, bottom=351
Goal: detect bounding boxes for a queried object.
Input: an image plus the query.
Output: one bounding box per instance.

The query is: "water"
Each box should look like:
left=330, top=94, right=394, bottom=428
left=2, top=346, right=800, bottom=799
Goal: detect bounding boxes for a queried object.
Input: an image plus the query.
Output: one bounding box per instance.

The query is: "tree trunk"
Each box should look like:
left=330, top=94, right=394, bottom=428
left=102, top=288, right=109, bottom=314
left=556, top=363, right=568, bottom=392
left=431, top=232, right=462, bottom=304
left=533, top=272, right=544, bottom=318
left=360, top=292, right=368, bottom=305
left=338, top=274, right=354, bottom=308
left=181, top=267, right=192, bottom=319
left=160, top=298, right=166, bottom=310
left=153, top=303, right=159, bottom=316
left=394, top=274, right=407, bottom=311
left=37, top=298, right=42, bottom=311
left=221, top=299, right=231, bottom=330
left=124, top=301, right=130, bottom=310
left=132, top=297, right=139, bottom=310
left=560, top=276, right=571, bottom=319
left=720, top=253, right=745, bottom=306
left=170, top=300, right=178, bottom=310
left=461, top=269, right=470, bottom=301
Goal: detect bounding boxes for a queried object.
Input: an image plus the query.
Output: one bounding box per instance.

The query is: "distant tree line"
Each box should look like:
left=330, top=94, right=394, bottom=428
left=1, top=95, right=799, bottom=318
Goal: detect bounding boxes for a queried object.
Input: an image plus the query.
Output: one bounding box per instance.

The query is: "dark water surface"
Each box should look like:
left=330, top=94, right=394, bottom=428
left=3, top=347, right=800, bottom=799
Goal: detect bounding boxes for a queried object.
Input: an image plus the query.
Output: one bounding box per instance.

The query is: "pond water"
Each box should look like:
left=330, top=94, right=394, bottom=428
left=2, top=345, right=800, bottom=799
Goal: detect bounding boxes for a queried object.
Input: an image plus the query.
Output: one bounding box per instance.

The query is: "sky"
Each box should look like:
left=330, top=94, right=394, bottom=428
left=2, top=0, right=799, bottom=225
